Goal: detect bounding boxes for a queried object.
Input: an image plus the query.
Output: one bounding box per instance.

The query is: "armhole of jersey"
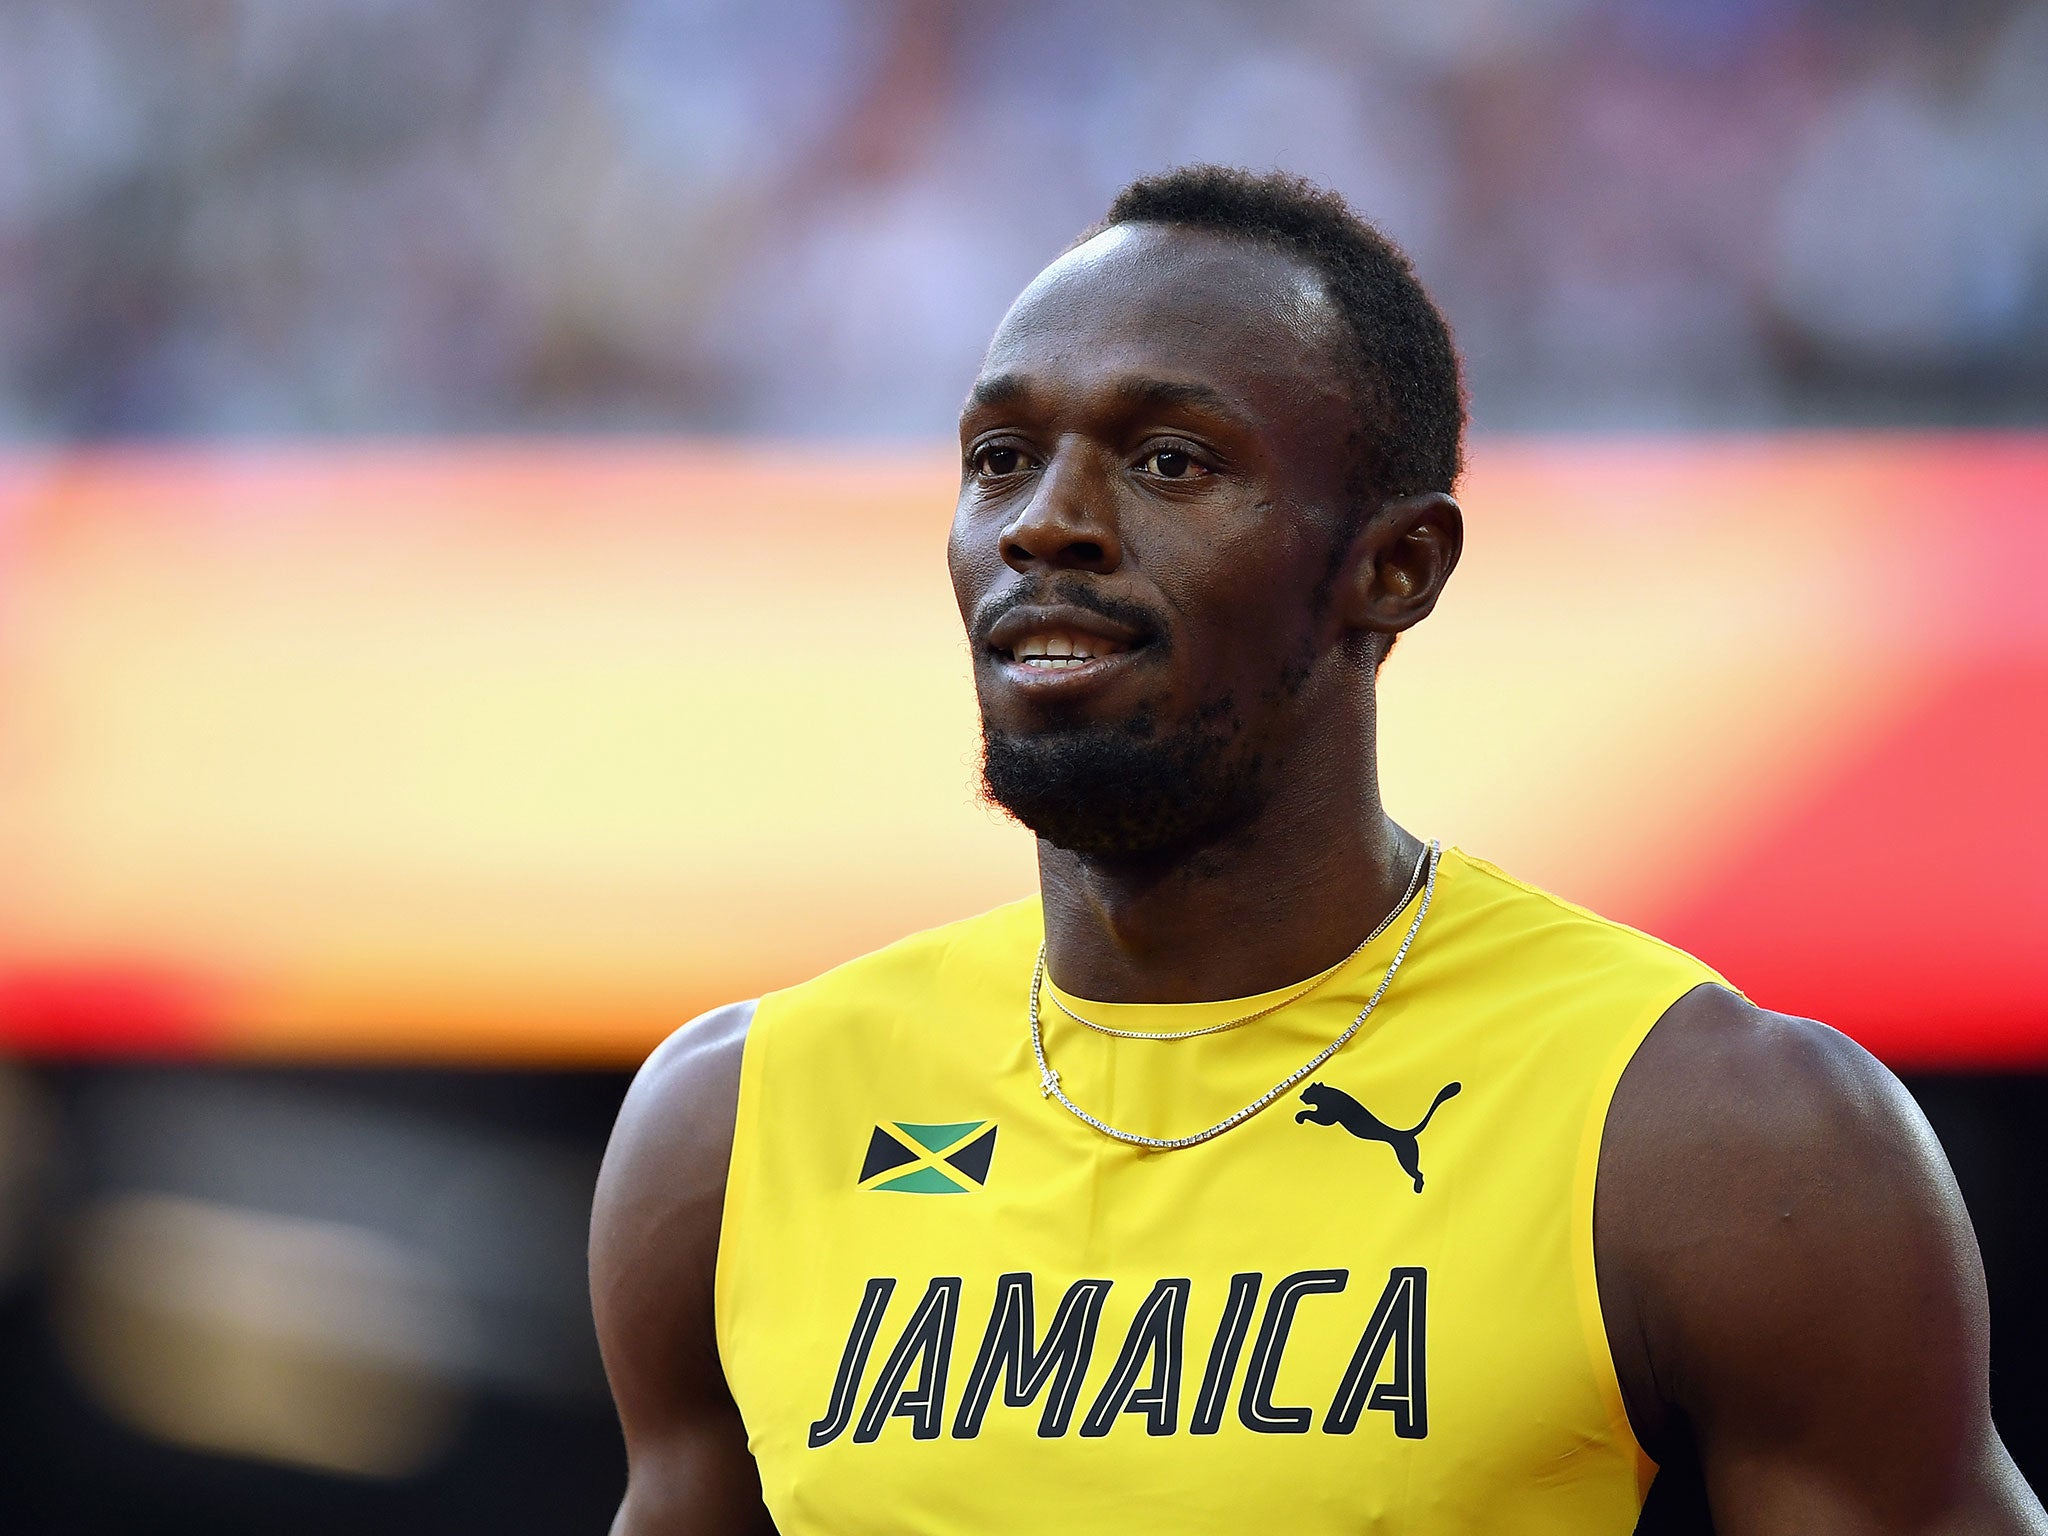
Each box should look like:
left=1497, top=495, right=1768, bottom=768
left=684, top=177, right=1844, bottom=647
left=1570, top=980, right=1703, bottom=1507
left=712, top=998, right=770, bottom=1374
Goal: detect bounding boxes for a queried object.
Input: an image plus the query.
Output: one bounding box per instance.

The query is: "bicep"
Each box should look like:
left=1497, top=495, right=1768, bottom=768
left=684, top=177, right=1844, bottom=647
left=592, top=1002, right=776, bottom=1536
left=1605, top=993, right=2046, bottom=1535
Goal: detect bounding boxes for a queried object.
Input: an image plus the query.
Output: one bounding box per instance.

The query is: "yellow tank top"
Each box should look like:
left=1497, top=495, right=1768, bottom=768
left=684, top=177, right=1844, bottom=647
left=716, top=848, right=1724, bottom=1534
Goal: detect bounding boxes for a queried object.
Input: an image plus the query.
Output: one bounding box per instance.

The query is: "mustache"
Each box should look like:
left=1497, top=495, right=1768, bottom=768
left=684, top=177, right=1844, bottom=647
left=968, top=576, right=1168, bottom=650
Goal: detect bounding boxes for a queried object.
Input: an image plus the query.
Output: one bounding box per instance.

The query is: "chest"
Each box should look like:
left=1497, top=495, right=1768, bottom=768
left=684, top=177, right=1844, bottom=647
left=720, top=1058, right=1642, bottom=1535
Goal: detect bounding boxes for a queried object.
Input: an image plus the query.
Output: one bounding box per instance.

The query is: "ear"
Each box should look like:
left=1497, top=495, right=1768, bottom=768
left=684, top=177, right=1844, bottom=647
left=1329, top=491, right=1463, bottom=644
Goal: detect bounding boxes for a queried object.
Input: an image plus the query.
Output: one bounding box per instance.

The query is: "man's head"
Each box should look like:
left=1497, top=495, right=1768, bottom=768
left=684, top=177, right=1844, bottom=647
left=950, top=166, right=1465, bottom=863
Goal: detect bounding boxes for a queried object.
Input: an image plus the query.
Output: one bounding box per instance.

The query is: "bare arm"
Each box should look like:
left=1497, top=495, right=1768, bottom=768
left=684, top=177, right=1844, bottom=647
left=590, top=1001, right=776, bottom=1536
left=1599, top=985, right=2045, bottom=1535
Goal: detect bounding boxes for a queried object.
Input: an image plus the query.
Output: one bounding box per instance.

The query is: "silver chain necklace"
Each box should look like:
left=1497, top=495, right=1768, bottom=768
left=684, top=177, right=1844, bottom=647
left=1029, top=840, right=1442, bottom=1152
left=1042, top=841, right=1430, bottom=1042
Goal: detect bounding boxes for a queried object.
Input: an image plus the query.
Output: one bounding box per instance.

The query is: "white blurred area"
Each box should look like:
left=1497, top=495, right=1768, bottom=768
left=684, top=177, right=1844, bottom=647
left=34, top=1076, right=608, bottom=1481
left=0, top=0, right=2043, bottom=442
left=57, top=1196, right=468, bottom=1477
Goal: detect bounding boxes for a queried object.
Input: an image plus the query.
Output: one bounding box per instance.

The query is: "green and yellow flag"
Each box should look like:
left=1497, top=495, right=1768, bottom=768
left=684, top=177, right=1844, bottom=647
left=857, top=1120, right=998, bottom=1194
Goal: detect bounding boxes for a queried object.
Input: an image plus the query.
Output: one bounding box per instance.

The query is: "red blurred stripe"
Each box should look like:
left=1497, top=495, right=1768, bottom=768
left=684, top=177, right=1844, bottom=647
left=1663, top=661, right=2048, bottom=1069
left=0, top=964, right=219, bottom=1057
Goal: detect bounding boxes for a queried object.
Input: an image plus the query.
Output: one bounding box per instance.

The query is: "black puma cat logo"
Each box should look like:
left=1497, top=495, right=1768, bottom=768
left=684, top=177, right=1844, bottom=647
left=1295, top=1081, right=1462, bottom=1192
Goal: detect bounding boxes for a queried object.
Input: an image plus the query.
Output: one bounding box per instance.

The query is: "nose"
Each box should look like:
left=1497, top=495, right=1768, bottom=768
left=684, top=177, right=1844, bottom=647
left=999, top=446, right=1123, bottom=574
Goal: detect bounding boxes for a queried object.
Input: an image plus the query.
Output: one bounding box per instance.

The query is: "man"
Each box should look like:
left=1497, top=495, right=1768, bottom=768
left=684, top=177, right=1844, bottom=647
left=590, top=167, right=2044, bottom=1534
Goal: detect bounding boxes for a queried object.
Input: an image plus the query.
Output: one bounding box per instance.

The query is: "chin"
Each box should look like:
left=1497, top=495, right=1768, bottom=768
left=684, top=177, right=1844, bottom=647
left=978, top=711, right=1263, bottom=862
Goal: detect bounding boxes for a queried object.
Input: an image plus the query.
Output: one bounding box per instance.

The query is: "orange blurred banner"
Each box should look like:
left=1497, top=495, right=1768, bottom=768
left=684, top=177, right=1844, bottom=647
left=0, top=438, right=2043, bottom=1068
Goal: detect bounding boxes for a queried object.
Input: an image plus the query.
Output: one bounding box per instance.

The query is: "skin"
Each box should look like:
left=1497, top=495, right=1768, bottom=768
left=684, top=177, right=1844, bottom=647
left=592, top=999, right=771, bottom=1536
left=591, top=223, right=2047, bottom=1534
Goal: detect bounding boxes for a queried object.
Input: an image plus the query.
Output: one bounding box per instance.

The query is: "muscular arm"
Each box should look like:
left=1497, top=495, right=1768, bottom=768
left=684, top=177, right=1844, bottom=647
left=590, top=1001, right=776, bottom=1536
left=1599, top=985, right=2045, bottom=1535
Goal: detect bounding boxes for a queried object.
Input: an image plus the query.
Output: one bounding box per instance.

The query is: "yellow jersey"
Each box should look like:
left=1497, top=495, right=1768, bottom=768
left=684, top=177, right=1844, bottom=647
left=716, top=848, right=1724, bottom=1533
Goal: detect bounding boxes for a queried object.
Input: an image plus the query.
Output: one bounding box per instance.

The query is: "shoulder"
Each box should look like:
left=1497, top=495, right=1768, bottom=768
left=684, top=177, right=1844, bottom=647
left=1607, top=984, right=1954, bottom=1224
left=603, top=999, right=758, bottom=1199
left=590, top=1001, right=757, bottom=1376
left=1596, top=984, right=1980, bottom=1449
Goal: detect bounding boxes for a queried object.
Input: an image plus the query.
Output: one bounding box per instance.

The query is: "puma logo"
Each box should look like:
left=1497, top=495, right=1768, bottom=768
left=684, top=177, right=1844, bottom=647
left=1295, top=1081, right=1462, bottom=1192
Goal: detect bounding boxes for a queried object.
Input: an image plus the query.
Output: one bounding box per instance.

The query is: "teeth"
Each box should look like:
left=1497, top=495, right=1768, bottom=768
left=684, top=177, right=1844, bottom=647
left=1014, top=628, right=1113, bottom=669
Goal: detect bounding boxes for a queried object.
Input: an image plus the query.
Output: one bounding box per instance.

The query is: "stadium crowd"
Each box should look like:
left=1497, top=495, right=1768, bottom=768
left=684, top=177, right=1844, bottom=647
left=2, top=0, right=2045, bottom=440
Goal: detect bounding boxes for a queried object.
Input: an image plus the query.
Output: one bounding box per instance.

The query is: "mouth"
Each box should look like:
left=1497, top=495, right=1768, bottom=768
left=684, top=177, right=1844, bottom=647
left=981, top=605, right=1156, bottom=693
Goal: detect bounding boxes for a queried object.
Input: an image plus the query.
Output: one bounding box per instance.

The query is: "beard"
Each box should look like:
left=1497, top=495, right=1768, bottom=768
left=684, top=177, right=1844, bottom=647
left=978, top=695, right=1267, bottom=861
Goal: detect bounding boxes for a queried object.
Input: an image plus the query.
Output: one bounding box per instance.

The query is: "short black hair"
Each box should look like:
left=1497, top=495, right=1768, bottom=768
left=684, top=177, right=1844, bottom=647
left=1094, top=165, right=1465, bottom=513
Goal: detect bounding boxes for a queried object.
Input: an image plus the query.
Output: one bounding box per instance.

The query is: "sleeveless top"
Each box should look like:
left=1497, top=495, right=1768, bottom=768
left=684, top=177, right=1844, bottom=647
left=715, top=848, right=1725, bottom=1534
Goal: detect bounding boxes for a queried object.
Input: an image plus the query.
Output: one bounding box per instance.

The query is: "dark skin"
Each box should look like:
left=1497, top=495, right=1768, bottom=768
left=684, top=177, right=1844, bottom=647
left=591, top=224, right=2046, bottom=1534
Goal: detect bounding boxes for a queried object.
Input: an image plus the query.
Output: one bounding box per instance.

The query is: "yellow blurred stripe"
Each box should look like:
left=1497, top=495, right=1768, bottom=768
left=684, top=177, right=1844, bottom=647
left=0, top=439, right=1935, bottom=1063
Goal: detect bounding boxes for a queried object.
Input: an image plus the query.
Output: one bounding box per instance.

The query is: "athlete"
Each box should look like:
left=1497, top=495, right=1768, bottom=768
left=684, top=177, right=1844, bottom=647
left=590, top=167, right=2046, bottom=1533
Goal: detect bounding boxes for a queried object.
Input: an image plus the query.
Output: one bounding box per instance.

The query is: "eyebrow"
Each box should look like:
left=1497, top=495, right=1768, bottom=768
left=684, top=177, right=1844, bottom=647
left=964, top=372, right=1032, bottom=413
left=962, top=372, right=1252, bottom=428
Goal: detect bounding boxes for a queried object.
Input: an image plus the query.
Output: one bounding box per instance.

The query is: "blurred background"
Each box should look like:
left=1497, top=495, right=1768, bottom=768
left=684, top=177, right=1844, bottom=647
left=0, top=0, right=2043, bottom=1531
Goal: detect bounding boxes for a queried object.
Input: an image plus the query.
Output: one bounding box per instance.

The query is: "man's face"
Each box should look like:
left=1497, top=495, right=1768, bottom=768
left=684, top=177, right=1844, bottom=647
left=950, top=223, right=1364, bottom=860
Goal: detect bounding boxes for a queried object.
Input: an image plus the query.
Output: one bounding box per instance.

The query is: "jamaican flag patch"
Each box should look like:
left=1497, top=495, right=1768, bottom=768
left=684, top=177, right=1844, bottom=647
left=858, top=1120, right=998, bottom=1194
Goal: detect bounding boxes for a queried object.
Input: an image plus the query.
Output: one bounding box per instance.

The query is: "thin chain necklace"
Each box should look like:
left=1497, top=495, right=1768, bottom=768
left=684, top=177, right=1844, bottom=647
left=1042, top=841, right=1430, bottom=1042
left=1029, top=840, right=1442, bottom=1152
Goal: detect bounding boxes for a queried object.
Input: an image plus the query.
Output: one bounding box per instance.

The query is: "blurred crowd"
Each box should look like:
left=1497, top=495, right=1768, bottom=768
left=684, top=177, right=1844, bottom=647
left=3, top=0, right=2046, bottom=441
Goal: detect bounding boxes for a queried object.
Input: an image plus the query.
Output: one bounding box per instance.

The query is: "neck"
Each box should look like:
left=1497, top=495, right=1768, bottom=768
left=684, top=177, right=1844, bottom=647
left=1036, top=714, right=1421, bottom=1003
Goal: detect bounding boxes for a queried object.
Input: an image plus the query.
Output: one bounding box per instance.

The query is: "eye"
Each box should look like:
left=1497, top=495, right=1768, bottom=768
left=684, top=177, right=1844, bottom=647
left=1137, top=445, right=1211, bottom=481
left=972, top=444, right=1038, bottom=480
